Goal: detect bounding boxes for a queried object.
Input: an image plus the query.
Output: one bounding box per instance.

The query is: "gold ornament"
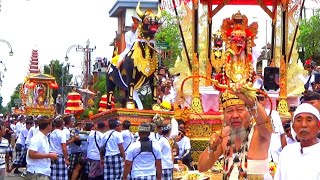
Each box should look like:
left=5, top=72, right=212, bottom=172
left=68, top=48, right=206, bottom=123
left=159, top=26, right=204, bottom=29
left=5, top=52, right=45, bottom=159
left=132, top=43, right=158, bottom=77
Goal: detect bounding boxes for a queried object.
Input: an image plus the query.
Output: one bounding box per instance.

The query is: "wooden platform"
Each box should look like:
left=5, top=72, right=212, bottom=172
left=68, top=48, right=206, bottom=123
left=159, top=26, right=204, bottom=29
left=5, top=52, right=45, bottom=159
left=90, top=108, right=174, bottom=126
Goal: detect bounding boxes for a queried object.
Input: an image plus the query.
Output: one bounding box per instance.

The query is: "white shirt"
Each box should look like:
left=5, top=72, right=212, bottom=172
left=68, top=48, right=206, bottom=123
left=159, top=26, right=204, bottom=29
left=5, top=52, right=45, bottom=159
left=27, top=131, right=51, bottom=176
left=49, top=129, right=66, bottom=155
left=274, top=142, right=320, bottom=180
left=121, top=129, right=134, bottom=152
left=62, top=127, right=71, bottom=153
left=16, top=128, right=29, bottom=146
left=286, top=136, right=297, bottom=145
left=148, top=132, right=157, bottom=142
left=176, top=136, right=191, bottom=158
left=15, top=122, right=25, bottom=136
left=26, top=126, right=39, bottom=147
left=119, top=30, right=136, bottom=59
left=158, top=136, right=173, bottom=169
left=267, top=109, right=285, bottom=163
left=87, top=130, right=103, bottom=160
left=10, top=124, right=16, bottom=137
left=126, top=141, right=162, bottom=178
left=102, top=130, right=124, bottom=156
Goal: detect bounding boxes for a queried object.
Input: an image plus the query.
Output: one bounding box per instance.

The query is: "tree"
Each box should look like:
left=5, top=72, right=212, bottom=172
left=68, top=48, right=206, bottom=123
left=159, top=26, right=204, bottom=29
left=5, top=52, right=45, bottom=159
left=155, top=10, right=182, bottom=68
left=43, top=60, right=73, bottom=101
left=297, top=10, right=320, bottom=63
left=7, top=83, right=22, bottom=111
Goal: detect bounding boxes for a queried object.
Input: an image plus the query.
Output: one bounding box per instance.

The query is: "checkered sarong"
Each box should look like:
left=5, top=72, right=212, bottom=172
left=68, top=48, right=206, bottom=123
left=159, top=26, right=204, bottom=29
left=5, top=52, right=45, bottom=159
left=162, top=168, right=173, bottom=180
left=68, top=152, right=81, bottom=173
left=88, top=159, right=104, bottom=178
left=13, top=144, right=26, bottom=166
left=132, top=175, right=156, bottom=180
left=50, top=155, right=68, bottom=180
left=104, top=154, right=123, bottom=180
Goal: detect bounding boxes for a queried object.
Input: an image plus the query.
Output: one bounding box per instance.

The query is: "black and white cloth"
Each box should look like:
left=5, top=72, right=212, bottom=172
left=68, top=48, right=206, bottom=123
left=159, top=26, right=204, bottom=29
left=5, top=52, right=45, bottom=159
left=104, top=154, right=123, bottom=180
left=50, top=154, right=68, bottom=180
left=13, top=144, right=26, bottom=166
left=68, top=152, right=81, bottom=173
left=162, top=169, right=173, bottom=180
left=132, top=175, right=156, bottom=180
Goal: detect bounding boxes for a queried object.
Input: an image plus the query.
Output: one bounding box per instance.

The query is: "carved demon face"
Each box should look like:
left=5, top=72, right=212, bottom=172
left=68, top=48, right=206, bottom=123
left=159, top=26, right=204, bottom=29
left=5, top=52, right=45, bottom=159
left=136, top=2, right=161, bottom=39
left=213, top=31, right=223, bottom=48
left=229, top=29, right=247, bottom=55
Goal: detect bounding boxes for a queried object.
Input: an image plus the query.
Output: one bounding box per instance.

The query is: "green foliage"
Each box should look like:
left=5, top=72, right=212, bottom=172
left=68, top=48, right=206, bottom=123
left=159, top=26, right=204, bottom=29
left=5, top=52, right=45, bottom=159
left=43, top=60, right=73, bottom=100
left=80, top=107, right=98, bottom=119
left=93, top=74, right=106, bottom=95
left=297, top=10, right=320, bottom=62
left=7, top=83, right=22, bottom=110
left=155, top=10, right=182, bottom=68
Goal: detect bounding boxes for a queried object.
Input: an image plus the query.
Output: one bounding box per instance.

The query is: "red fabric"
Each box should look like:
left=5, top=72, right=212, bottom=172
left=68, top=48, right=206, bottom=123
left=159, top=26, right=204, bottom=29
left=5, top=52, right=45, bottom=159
left=200, top=0, right=279, bottom=5
left=305, top=59, right=312, bottom=65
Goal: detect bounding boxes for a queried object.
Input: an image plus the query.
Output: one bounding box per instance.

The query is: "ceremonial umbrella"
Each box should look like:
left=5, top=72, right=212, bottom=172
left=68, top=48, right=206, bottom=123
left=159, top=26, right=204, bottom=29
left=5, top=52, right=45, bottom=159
left=78, top=88, right=96, bottom=95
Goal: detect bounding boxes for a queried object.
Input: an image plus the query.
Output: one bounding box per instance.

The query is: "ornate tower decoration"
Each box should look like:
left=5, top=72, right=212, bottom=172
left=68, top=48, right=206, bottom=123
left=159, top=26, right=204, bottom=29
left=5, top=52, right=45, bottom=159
left=29, top=50, right=40, bottom=74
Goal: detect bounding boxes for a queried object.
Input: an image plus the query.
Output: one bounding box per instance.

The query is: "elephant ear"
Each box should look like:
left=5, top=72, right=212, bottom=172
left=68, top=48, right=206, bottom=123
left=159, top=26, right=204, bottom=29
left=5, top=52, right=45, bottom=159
left=132, top=17, right=140, bottom=28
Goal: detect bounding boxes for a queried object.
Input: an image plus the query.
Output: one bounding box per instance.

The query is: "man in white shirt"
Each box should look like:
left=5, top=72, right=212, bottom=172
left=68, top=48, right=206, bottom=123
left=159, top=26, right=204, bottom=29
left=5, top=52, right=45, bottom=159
left=26, top=116, right=58, bottom=180
left=123, top=122, right=162, bottom=180
left=121, top=120, right=134, bottom=153
left=49, top=117, right=69, bottom=180
left=26, top=117, right=39, bottom=148
left=10, top=117, right=33, bottom=174
left=116, top=22, right=137, bottom=69
left=159, top=124, right=173, bottom=180
left=283, top=122, right=297, bottom=144
left=15, top=115, right=26, bottom=140
left=275, top=103, right=320, bottom=180
left=100, top=119, right=125, bottom=180
left=87, top=121, right=105, bottom=180
left=175, top=128, right=193, bottom=170
left=0, top=119, right=11, bottom=179
left=257, top=94, right=287, bottom=163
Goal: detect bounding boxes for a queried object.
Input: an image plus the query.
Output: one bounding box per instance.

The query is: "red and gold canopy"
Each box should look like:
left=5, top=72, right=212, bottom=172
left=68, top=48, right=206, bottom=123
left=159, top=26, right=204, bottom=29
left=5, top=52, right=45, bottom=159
left=200, top=0, right=281, bottom=5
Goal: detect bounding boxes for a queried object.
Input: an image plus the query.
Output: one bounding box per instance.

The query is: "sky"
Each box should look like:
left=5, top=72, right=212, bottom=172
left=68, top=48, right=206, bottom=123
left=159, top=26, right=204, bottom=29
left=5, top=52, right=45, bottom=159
left=0, top=0, right=318, bottom=105
left=0, top=0, right=117, bottom=104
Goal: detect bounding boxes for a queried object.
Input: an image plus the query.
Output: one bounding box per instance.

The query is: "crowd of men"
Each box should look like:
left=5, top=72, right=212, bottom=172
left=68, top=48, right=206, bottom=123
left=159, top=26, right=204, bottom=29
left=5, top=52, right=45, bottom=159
left=0, top=111, right=194, bottom=180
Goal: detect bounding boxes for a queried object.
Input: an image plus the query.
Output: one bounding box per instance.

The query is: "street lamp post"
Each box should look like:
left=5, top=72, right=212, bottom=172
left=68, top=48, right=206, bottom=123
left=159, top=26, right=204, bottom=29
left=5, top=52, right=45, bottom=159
left=64, top=40, right=96, bottom=108
left=75, top=39, right=96, bottom=89
left=0, top=39, right=13, bottom=56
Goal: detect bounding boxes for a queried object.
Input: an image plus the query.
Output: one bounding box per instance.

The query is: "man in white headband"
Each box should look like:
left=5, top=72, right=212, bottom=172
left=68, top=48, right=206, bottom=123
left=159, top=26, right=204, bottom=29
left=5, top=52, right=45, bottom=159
left=275, top=103, right=320, bottom=180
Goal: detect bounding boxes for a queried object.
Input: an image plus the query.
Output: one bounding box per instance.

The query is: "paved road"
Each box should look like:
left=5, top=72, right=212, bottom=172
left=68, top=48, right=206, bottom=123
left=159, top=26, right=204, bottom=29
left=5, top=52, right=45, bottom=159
left=5, top=174, right=24, bottom=179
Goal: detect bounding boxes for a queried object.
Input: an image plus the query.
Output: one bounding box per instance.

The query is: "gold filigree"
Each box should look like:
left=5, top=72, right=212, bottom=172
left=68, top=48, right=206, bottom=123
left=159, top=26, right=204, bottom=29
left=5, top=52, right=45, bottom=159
left=190, top=97, right=203, bottom=114
left=220, top=11, right=258, bottom=84
left=132, top=43, right=158, bottom=77
left=220, top=91, right=245, bottom=109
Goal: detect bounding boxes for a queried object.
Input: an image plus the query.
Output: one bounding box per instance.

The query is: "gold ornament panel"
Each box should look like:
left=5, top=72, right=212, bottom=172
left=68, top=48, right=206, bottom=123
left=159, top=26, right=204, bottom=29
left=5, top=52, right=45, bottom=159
left=185, top=124, right=222, bottom=138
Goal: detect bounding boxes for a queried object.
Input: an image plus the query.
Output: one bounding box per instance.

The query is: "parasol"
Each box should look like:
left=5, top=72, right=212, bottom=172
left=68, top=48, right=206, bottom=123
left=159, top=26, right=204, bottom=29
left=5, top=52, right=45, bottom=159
left=78, top=88, right=96, bottom=95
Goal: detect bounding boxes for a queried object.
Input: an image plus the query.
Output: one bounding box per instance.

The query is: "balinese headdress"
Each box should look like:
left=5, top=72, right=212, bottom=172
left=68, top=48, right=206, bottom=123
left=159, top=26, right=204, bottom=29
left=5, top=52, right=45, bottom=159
left=152, top=114, right=164, bottom=127
left=220, top=91, right=245, bottom=109
left=161, top=124, right=172, bottom=131
left=138, top=123, right=151, bottom=132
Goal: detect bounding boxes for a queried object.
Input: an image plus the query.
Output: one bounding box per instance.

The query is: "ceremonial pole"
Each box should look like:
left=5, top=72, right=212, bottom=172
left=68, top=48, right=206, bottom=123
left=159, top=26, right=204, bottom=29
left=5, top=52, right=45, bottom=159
left=191, top=0, right=203, bottom=113
left=277, top=0, right=291, bottom=119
